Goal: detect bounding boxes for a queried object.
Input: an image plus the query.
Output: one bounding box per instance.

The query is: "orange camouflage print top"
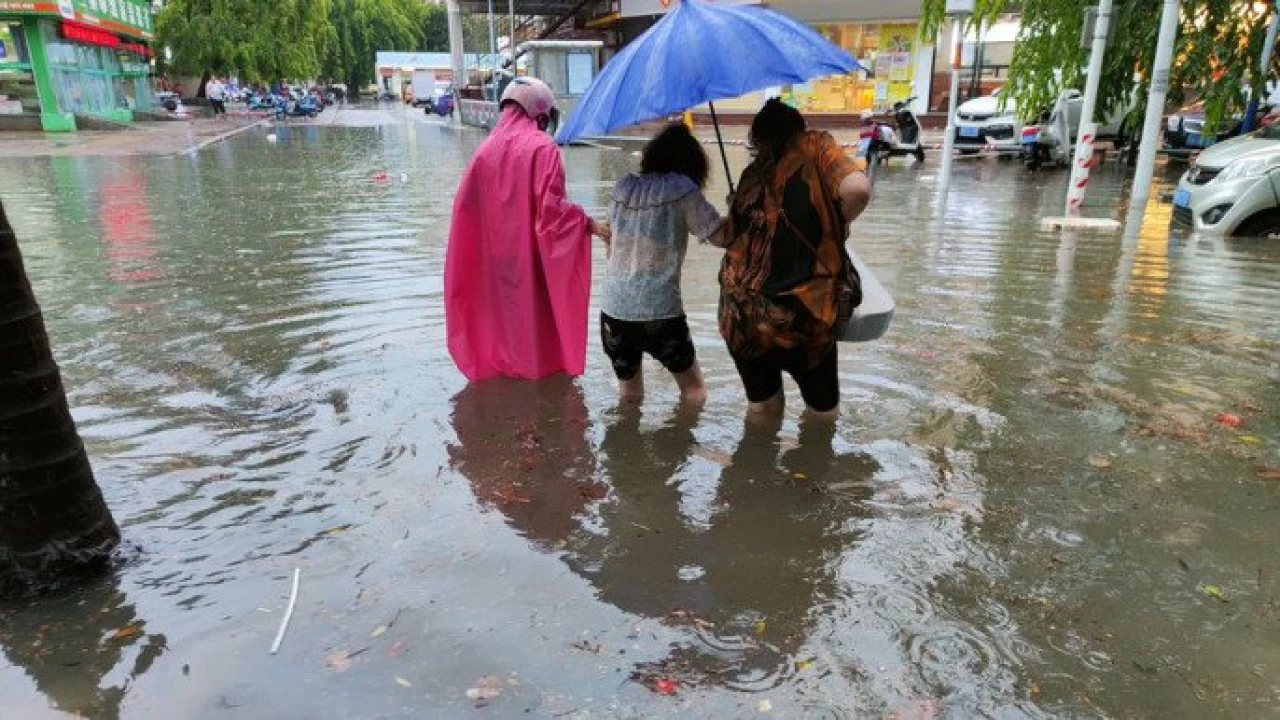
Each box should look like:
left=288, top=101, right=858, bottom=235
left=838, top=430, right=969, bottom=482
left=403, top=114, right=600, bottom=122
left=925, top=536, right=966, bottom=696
left=718, top=130, right=861, bottom=367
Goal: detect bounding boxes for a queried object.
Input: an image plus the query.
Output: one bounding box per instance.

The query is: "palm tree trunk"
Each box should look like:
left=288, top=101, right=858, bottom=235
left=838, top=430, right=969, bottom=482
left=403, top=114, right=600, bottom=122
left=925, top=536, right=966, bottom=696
left=0, top=200, right=119, bottom=596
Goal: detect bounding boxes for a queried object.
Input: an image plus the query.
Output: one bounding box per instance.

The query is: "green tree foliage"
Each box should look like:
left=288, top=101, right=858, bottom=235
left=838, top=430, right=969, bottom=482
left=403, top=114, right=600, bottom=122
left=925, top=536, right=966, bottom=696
left=422, top=3, right=449, bottom=51
left=420, top=5, right=496, bottom=53
left=922, top=0, right=1279, bottom=126
left=320, top=0, right=433, bottom=91
left=156, top=0, right=333, bottom=82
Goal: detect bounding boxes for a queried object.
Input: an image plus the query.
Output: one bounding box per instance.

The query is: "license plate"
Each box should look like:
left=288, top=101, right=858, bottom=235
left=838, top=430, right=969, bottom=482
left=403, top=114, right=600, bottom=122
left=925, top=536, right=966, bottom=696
left=1173, top=188, right=1191, bottom=208
left=959, top=126, right=981, bottom=138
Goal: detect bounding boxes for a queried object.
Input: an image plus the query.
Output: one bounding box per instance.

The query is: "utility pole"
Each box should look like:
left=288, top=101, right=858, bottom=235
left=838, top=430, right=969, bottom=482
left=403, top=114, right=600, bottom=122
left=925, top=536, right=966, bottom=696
left=937, top=0, right=973, bottom=193
left=487, top=0, right=499, bottom=101
left=1064, top=0, right=1113, bottom=217
left=446, top=0, right=466, bottom=100
left=509, top=0, right=517, bottom=72
left=1128, top=0, right=1180, bottom=213
left=1243, top=2, right=1279, bottom=134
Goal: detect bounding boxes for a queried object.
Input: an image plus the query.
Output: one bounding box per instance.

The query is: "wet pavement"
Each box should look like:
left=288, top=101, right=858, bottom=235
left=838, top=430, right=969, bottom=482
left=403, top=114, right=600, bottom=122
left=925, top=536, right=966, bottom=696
left=0, top=119, right=1278, bottom=719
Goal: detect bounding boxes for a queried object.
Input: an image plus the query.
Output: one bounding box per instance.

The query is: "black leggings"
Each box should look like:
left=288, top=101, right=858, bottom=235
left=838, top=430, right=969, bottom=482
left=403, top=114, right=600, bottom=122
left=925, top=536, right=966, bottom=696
left=731, top=344, right=839, bottom=412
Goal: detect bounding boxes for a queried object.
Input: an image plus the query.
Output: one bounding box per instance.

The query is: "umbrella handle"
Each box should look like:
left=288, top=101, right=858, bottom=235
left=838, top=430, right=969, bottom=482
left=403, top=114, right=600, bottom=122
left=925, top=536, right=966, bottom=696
left=708, top=102, right=735, bottom=196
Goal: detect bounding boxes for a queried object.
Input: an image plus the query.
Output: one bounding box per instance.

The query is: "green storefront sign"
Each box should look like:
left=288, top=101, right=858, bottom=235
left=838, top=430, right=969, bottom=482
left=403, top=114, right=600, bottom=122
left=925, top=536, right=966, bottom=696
left=0, top=0, right=154, bottom=131
left=65, top=0, right=155, bottom=40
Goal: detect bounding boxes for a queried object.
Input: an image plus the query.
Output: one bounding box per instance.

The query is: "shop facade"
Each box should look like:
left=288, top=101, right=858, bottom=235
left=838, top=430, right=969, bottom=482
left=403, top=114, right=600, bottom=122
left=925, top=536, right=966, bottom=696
left=0, top=0, right=154, bottom=132
left=604, top=0, right=939, bottom=118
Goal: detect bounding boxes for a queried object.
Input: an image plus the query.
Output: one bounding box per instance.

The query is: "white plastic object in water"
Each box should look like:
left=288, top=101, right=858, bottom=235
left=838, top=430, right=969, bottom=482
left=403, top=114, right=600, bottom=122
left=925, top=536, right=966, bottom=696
left=841, top=248, right=894, bottom=343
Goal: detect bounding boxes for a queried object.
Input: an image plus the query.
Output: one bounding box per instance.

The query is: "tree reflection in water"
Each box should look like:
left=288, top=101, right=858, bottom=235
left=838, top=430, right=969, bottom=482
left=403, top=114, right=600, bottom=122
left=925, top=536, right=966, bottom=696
left=0, top=574, right=165, bottom=720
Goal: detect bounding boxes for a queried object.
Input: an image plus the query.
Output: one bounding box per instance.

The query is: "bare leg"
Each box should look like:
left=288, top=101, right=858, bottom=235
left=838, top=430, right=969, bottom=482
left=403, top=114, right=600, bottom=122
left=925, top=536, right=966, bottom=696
left=619, top=372, right=644, bottom=403
left=673, top=361, right=707, bottom=405
left=748, top=390, right=785, bottom=417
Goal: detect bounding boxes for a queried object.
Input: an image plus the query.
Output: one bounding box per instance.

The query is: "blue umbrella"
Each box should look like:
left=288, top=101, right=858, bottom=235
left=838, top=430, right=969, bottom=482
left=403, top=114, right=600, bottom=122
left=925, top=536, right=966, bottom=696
left=555, top=0, right=864, bottom=189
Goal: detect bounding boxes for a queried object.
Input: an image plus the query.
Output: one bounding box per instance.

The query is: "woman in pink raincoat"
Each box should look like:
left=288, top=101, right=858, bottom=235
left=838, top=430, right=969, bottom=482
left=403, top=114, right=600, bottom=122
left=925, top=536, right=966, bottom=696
left=445, top=77, right=610, bottom=382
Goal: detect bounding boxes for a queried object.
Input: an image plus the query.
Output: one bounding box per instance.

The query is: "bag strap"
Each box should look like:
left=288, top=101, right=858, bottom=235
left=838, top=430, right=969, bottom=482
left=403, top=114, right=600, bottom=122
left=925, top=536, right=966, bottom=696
left=776, top=154, right=859, bottom=291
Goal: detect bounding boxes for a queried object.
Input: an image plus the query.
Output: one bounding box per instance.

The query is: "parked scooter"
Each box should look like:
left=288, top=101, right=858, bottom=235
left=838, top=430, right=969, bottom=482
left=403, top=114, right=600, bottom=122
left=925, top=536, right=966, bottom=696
left=859, top=98, right=926, bottom=166
left=282, top=94, right=322, bottom=119
left=247, top=93, right=277, bottom=112
left=1020, top=99, right=1069, bottom=170
left=424, top=92, right=455, bottom=118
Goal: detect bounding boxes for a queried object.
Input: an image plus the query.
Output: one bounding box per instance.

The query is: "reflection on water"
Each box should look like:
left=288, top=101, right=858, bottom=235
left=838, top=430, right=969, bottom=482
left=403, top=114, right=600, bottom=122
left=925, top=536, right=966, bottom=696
left=450, top=377, right=604, bottom=547
left=580, top=415, right=876, bottom=694
left=0, top=124, right=1277, bottom=718
left=0, top=575, right=164, bottom=720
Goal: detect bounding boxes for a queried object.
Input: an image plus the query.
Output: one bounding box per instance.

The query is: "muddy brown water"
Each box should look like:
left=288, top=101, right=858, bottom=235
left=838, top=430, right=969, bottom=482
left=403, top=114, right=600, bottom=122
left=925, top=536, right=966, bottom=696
left=0, top=120, right=1278, bottom=719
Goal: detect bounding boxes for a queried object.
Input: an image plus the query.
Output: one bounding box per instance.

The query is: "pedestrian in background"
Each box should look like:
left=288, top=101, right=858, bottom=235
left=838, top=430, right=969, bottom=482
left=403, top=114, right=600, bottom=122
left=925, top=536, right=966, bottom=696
left=600, top=122, right=726, bottom=405
left=445, top=77, right=610, bottom=383
left=719, top=99, right=871, bottom=418
left=206, top=76, right=227, bottom=120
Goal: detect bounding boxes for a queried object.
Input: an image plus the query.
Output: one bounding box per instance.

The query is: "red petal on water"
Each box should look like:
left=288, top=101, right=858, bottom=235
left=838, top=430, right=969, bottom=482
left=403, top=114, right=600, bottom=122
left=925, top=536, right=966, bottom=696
left=1215, top=412, right=1243, bottom=427
left=653, top=678, right=679, bottom=695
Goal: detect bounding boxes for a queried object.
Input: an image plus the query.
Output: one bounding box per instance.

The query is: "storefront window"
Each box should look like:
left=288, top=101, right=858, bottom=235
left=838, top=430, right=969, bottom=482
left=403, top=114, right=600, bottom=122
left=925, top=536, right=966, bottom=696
left=788, top=22, right=921, bottom=114
left=0, top=22, right=37, bottom=114
left=118, top=50, right=153, bottom=110
left=0, top=22, right=30, bottom=66
left=38, top=19, right=140, bottom=116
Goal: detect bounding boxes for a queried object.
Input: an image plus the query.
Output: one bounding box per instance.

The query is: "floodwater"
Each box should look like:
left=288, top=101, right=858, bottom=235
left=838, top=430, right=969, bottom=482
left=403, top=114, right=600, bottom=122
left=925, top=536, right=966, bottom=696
left=1, top=118, right=1278, bottom=719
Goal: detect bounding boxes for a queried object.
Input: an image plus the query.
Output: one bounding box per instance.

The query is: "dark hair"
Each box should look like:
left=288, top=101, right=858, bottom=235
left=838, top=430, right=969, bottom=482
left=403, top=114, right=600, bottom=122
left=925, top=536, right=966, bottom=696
left=640, top=123, right=710, bottom=188
left=749, top=98, right=806, bottom=159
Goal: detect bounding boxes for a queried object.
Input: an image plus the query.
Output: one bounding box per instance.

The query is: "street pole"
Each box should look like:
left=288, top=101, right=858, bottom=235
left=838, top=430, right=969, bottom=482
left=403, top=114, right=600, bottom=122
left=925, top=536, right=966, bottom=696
left=1128, top=0, right=1180, bottom=214
left=1065, top=0, right=1113, bottom=216
left=487, top=0, right=498, bottom=102
left=446, top=0, right=466, bottom=100
left=1243, top=2, right=1279, bottom=133
left=937, top=13, right=966, bottom=193
left=969, top=20, right=985, bottom=100
left=509, top=0, right=517, bottom=72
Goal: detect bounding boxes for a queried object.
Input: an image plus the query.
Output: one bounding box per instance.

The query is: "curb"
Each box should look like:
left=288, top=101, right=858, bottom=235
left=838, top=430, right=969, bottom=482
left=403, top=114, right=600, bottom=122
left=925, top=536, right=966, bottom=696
left=179, top=119, right=268, bottom=156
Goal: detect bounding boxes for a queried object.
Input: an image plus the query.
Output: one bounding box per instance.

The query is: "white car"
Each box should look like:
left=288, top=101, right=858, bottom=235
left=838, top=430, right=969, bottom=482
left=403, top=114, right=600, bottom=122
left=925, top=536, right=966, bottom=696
left=954, top=94, right=1022, bottom=153
left=1021, top=89, right=1134, bottom=168
left=1172, top=126, right=1280, bottom=236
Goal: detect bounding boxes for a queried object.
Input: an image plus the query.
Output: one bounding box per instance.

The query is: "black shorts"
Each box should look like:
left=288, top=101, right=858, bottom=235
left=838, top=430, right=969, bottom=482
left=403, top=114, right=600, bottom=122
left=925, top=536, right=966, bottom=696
left=731, top=344, right=839, bottom=413
left=600, top=314, right=696, bottom=381
left=210, top=99, right=226, bottom=115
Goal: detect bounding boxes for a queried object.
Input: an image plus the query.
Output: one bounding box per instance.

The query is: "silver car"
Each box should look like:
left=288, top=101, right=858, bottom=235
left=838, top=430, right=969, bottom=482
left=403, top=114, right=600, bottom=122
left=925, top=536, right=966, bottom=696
left=1172, top=124, right=1280, bottom=236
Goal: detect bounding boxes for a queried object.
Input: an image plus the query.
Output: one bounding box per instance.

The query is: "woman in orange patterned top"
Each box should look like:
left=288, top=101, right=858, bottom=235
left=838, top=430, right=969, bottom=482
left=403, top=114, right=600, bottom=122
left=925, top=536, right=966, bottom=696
left=719, top=99, right=871, bottom=418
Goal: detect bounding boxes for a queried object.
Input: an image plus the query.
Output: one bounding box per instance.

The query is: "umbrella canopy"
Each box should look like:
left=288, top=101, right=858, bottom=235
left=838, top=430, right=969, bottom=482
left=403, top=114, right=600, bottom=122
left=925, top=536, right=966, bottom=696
left=555, top=0, right=863, bottom=144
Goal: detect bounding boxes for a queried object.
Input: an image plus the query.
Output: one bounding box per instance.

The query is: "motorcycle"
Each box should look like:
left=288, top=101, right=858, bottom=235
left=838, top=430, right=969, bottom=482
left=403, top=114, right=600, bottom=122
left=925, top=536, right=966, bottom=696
left=424, top=92, right=455, bottom=118
left=859, top=98, right=926, bottom=166
left=1020, top=101, right=1068, bottom=170
left=247, top=93, right=278, bottom=112
left=289, top=94, right=322, bottom=118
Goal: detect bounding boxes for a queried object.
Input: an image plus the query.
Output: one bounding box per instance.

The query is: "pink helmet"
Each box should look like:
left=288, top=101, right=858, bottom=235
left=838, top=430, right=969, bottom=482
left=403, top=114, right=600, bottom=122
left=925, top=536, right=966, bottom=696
left=500, top=76, right=556, bottom=120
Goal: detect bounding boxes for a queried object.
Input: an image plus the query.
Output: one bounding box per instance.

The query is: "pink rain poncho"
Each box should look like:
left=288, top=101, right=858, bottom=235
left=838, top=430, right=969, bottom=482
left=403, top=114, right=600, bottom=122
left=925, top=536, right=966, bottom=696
left=445, top=106, right=592, bottom=382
